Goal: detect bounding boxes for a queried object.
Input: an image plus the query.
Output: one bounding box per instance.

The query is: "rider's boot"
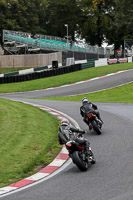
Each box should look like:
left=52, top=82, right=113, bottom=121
left=83, top=118, right=92, bottom=130
left=99, top=118, right=103, bottom=124
left=86, top=146, right=96, bottom=164
left=97, top=115, right=104, bottom=124
left=88, top=122, right=93, bottom=130
left=96, top=117, right=103, bottom=128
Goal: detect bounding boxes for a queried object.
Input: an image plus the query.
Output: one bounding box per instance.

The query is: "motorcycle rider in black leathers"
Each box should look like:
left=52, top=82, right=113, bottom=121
left=80, top=97, right=103, bottom=130
left=58, top=118, right=96, bottom=163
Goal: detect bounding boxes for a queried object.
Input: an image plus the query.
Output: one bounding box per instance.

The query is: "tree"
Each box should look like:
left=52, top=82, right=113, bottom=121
left=0, top=0, right=48, bottom=37
left=77, top=0, right=112, bottom=46
left=0, top=0, right=132, bottom=50
left=106, top=0, right=133, bottom=51
left=44, top=0, right=81, bottom=40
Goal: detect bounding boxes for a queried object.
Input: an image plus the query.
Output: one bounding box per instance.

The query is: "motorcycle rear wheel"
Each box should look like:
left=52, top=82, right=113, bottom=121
left=71, top=151, right=88, bottom=171
left=91, top=120, right=101, bottom=135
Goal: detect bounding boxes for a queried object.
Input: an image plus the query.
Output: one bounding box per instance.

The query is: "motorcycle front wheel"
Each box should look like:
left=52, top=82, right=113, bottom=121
left=91, top=120, right=102, bottom=135
left=71, top=151, right=88, bottom=171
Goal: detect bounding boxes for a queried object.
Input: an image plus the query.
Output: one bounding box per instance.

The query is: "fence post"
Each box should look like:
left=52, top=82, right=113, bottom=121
left=0, top=61, right=1, bottom=74
left=13, top=58, right=15, bottom=69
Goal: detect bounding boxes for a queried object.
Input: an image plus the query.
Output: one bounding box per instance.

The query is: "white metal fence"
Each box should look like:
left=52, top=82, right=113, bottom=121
left=3, top=30, right=104, bottom=55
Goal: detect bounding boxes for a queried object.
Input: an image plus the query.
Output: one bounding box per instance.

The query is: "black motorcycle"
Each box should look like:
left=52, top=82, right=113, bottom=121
left=85, top=112, right=102, bottom=135
left=65, top=133, right=95, bottom=171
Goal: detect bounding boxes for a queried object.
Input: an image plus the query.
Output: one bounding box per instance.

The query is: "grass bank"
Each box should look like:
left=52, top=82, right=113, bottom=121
left=41, top=82, right=133, bottom=104
left=0, top=99, right=61, bottom=188
left=0, top=62, right=132, bottom=93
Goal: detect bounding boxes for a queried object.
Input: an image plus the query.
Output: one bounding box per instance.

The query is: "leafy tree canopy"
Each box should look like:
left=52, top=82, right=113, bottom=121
left=0, top=0, right=132, bottom=49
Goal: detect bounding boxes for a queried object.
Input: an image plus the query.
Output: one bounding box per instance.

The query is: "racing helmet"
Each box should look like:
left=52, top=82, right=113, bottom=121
left=61, top=118, right=70, bottom=126
left=82, top=97, right=88, bottom=104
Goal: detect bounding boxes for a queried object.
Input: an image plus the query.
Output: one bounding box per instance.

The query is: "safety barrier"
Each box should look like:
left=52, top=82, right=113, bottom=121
left=108, top=58, right=128, bottom=64
left=81, top=59, right=97, bottom=69
left=0, top=64, right=81, bottom=84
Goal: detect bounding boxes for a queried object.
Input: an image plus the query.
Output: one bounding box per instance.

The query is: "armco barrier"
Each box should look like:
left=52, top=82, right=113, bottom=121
left=4, top=71, right=19, bottom=77
left=81, top=59, right=96, bottom=69
left=0, top=64, right=81, bottom=84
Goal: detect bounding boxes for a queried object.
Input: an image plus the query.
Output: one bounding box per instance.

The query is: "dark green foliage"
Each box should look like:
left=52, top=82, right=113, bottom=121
left=0, top=0, right=47, bottom=35
left=0, top=0, right=132, bottom=49
left=43, top=0, right=80, bottom=40
left=106, top=0, right=133, bottom=50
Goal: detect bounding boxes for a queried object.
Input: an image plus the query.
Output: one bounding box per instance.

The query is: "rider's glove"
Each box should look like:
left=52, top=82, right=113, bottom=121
left=82, top=130, right=87, bottom=134
left=78, top=130, right=86, bottom=137
left=78, top=133, right=83, bottom=137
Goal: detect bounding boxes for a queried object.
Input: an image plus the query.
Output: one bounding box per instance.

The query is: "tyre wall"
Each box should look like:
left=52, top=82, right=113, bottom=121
left=0, top=64, right=81, bottom=84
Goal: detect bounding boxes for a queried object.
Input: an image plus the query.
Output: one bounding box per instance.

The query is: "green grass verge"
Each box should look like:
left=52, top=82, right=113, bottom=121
left=0, top=62, right=133, bottom=93
left=0, top=99, right=61, bottom=188
left=40, top=82, right=133, bottom=104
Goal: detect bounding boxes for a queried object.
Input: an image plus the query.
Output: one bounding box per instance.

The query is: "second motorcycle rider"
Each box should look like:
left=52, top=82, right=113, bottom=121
left=58, top=118, right=96, bottom=164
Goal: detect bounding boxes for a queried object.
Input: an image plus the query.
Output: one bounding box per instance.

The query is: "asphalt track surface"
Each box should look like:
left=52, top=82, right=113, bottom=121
left=1, top=69, right=133, bottom=98
left=0, top=69, right=133, bottom=200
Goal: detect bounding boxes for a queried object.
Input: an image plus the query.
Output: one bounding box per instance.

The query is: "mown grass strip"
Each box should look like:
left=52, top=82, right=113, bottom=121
left=0, top=99, right=61, bottom=188
left=41, top=82, right=133, bottom=104
left=0, top=63, right=133, bottom=93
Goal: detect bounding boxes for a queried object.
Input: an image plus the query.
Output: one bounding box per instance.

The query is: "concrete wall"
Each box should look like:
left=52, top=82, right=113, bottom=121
left=75, top=59, right=87, bottom=64
left=0, top=52, right=62, bottom=68
left=128, top=57, right=132, bottom=63
left=95, top=58, right=108, bottom=67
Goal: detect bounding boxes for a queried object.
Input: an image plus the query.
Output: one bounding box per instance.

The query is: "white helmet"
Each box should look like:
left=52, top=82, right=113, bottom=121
left=61, top=118, right=70, bottom=126
left=82, top=97, right=88, bottom=104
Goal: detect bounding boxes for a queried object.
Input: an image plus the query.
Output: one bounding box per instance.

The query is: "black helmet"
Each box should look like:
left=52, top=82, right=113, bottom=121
left=82, top=97, right=88, bottom=104
left=61, top=118, right=70, bottom=126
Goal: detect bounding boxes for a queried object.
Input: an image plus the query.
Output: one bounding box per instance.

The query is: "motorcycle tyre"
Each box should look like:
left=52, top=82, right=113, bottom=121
left=71, top=151, right=89, bottom=171
left=91, top=120, right=102, bottom=135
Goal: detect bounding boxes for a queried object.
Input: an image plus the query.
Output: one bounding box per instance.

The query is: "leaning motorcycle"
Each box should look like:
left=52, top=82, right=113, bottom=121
left=65, top=133, right=95, bottom=171
left=85, top=112, right=102, bottom=135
